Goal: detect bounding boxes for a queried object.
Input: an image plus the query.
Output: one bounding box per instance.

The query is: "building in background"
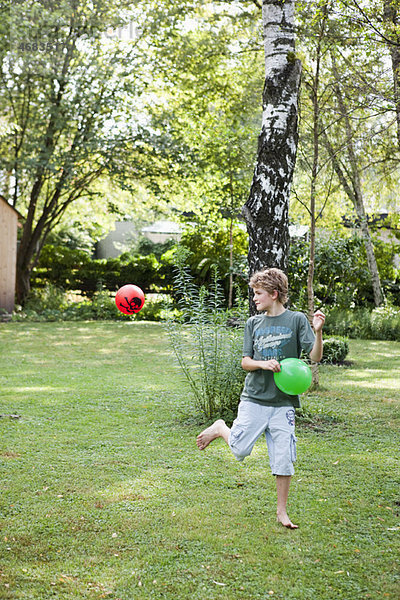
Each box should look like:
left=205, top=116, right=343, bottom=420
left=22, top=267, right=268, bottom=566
left=96, top=220, right=182, bottom=258
left=0, top=195, right=22, bottom=314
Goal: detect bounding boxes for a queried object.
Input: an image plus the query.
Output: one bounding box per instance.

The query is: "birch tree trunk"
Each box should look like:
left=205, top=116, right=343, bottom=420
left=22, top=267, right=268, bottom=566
left=242, top=0, right=301, bottom=313
left=325, top=57, right=384, bottom=307
left=384, top=0, right=400, bottom=149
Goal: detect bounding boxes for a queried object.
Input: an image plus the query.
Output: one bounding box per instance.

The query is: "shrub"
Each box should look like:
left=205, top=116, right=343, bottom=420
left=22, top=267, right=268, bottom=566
left=321, top=337, right=349, bottom=364
left=13, top=285, right=179, bottom=323
left=31, top=244, right=163, bottom=296
left=135, top=296, right=178, bottom=322
left=370, top=305, right=400, bottom=341
left=288, top=233, right=399, bottom=311
left=324, top=305, right=400, bottom=340
left=24, top=282, right=69, bottom=312
left=14, top=287, right=126, bottom=322
left=173, top=223, right=248, bottom=302
left=165, top=247, right=247, bottom=423
left=90, top=290, right=122, bottom=320
left=31, top=245, right=91, bottom=291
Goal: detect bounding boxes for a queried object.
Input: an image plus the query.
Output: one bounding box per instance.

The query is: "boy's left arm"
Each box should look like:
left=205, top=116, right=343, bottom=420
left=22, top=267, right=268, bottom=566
left=309, top=310, right=325, bottom=362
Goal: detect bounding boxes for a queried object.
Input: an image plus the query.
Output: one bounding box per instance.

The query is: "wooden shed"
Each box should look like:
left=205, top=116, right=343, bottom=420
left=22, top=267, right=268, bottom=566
left=0, top=195, right=22, bottom=314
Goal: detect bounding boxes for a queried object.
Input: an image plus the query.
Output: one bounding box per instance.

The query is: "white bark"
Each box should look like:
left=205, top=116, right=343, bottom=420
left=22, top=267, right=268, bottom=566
left=263, top=0, right=295, bottom=77
left=243, top=0, right=301, bottom=311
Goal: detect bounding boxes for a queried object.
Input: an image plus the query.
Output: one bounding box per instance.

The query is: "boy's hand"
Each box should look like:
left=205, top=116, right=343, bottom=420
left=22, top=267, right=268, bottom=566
left=261, top=359, right=281, bottom=372
left=313, top=310, right=325, bottom=332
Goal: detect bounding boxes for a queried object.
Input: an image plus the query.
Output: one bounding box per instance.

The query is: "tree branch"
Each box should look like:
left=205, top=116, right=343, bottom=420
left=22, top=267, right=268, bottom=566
left=341, top=0, right=400, bottom=47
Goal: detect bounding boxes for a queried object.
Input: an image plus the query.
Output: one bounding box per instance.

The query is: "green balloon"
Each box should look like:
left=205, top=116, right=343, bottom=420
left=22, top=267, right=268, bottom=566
left=273, top=358, right=312, bottom=395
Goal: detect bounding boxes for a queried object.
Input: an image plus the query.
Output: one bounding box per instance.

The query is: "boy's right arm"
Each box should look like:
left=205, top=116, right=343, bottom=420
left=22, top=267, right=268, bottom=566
left=241, top=356, right=281, bottom=372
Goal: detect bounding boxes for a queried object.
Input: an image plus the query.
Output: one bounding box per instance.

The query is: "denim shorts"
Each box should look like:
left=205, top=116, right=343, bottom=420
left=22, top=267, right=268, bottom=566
left=228, top=401, right=297, bottom=476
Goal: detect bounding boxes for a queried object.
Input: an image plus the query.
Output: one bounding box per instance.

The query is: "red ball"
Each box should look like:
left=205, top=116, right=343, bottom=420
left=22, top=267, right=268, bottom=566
left=115, top=284, right=145, bottom=315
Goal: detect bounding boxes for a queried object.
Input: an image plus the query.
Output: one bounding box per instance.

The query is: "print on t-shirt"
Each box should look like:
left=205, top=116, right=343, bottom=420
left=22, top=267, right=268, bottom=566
left=253, top=326, right=292, bottom=360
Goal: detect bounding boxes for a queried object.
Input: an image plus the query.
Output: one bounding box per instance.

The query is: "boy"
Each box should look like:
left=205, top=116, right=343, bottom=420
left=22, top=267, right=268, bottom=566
left=196, top=267, right=325, bottom=529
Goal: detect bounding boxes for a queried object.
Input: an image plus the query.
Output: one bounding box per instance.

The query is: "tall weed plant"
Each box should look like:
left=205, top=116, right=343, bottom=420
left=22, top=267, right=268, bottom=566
left=166, top=247, right=247, bottom=423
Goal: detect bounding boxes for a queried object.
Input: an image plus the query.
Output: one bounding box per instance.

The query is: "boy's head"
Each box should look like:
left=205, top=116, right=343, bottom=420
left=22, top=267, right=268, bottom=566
left=249, top=267, right=288, bottom=305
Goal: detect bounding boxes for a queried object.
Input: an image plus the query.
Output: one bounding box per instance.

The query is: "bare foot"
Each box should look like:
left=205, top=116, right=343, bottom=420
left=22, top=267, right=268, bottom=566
left=277, top=511, right=299, bottom=529
left=196, top=419, right=228, bottom=450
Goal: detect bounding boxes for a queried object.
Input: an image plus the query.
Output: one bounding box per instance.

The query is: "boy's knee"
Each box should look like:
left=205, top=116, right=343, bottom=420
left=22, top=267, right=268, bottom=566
left=231, top=448, right=251, bottom=462
left=228, top=427, right=252, bottom=461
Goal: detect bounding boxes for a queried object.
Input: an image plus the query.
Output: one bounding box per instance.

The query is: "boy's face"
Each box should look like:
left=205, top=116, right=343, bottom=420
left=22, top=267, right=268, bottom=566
left=252, top=287, right=277, bottom=312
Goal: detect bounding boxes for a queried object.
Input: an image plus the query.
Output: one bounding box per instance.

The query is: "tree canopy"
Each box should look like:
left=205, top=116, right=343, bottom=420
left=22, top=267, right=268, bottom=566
left=1, top=0, right=399, bottom=305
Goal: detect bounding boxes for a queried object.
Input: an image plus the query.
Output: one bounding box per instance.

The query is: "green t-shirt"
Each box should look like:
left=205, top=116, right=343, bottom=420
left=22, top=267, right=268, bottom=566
left=241, top=309, right=315, bottom=408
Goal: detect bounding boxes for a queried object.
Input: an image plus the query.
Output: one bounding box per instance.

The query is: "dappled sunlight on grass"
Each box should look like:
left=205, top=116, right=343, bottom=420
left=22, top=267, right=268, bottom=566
left=3, top=386, right=69, bottom=394
left=0, top=325, right=399, bottom=599
left=320, top=340, right=400, bottom=404
left=340, top=377, right=398, bottom=390
left=96, top=479, right=154, bottom=505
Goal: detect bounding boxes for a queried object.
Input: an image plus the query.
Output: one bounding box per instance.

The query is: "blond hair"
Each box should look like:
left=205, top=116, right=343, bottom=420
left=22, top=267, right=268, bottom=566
left=249, top=268, right=289, bottom=305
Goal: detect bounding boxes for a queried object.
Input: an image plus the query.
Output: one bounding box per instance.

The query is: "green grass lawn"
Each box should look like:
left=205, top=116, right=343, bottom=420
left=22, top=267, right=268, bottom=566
left=1, top=322, right=399, bottom=599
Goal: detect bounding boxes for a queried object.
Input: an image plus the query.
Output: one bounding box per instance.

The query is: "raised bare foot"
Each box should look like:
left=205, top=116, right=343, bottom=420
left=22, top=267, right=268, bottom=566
left=277, top=511, right=299, bottom=529
left=196, top=419, right=227, bottom=450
